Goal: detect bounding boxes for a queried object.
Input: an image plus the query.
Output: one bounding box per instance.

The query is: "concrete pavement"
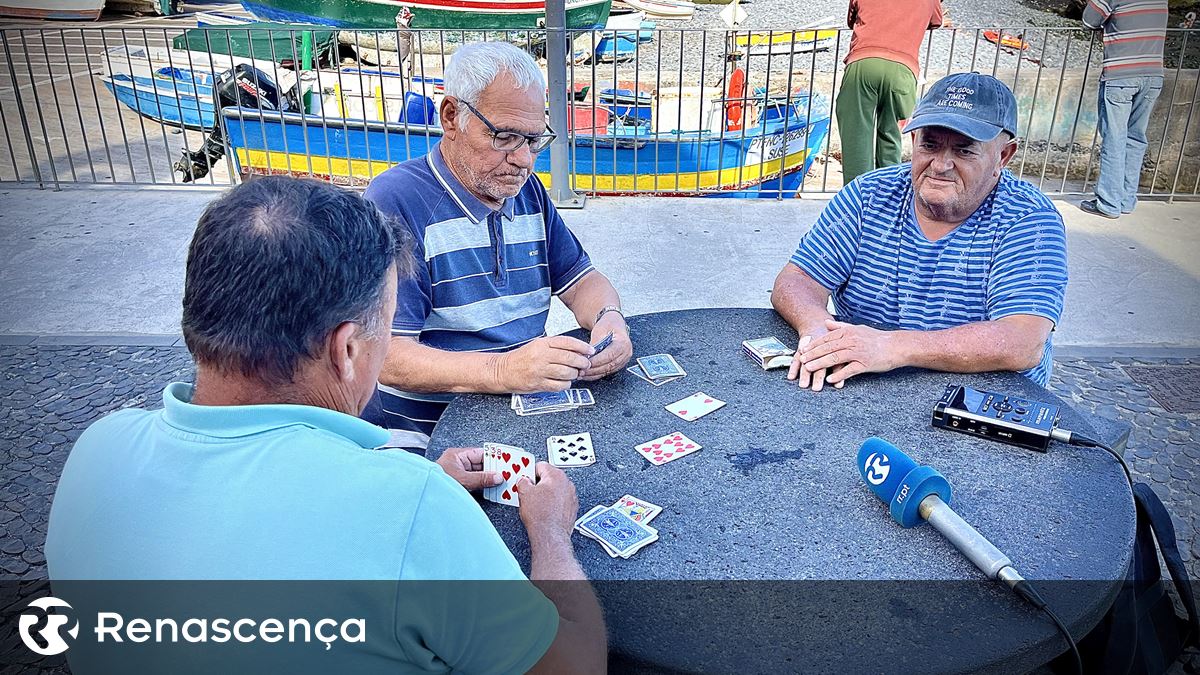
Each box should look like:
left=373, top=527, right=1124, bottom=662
left=0, top=184, right=1197, bottom=353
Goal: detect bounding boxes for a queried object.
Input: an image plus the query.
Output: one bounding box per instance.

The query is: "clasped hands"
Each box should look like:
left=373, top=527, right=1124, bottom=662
left=787, top=319, right=902, bottom=391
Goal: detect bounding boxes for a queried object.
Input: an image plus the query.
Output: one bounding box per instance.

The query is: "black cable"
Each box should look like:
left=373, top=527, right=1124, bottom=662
left=1012, top=580, right=1083, bottom=675
left=1054, top=429, right=1133, bottom=485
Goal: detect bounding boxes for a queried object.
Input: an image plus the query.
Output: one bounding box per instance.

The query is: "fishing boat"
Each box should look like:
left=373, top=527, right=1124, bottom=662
left=733, top=28, right=837, bottom=56
left=621, top=0, right=693, bottom=20
left=239, top=0, right=613, bottom=30
left=983, top=30, right=1029, bottom=51
left=0, top=0, right=105, bottom=20
left=217, top=85, right=830, bottom=198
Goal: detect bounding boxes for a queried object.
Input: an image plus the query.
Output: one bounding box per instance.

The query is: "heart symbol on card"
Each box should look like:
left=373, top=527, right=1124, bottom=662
left=704, top=399, right=713, bottom=404
left=653, top=443, right=662, bottom=449
left=521, top=457, right=530, bottom=467
left=624, top=500, right=635, bottom=506
left=511, top=463, right=521, bottom=473
left=685, top=444, right=695, bottom=449
left=502, top=470, right=511, bottom=480
left=502, top=452, right=511, bottom=462
left=502, top=490, right=511, bottom=500
left=653, top=449, right=663, bottom=455
left=677, top=410, right=688, bottom=416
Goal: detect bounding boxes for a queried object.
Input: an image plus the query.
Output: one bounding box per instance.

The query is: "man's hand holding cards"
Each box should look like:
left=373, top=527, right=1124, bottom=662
left=579, top=321, right=633, bottom=382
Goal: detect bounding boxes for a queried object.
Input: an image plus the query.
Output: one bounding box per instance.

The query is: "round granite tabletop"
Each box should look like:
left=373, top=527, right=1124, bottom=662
left=428, top=308, right=1135, bottom=674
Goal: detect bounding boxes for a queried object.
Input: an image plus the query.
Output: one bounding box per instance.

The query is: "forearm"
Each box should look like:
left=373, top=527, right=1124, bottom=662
left=377, top=337, right=508, bottom=395
left=529, top=534, right=606, bottom=667
left=560, top=271, right=622, bottom=331
left=893, top=320, right=1045, bottom=373
left=771, top=264, right=835, bottom=337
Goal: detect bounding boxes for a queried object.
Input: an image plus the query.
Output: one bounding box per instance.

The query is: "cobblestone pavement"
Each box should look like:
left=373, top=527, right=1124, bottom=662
left=0, top=346, right=1197, bottom=670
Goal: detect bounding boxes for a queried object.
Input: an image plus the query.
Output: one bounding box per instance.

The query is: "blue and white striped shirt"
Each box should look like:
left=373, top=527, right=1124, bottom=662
left=789, top=164, right=1068, bottom=386
left=363, top=145, right=594, bottom=446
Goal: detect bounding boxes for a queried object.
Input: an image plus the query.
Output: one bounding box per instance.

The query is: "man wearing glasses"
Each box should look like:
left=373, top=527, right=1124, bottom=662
left=363, top=41, right=633, bottom=450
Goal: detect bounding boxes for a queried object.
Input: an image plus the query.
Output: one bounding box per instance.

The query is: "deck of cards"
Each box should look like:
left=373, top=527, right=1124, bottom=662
left=511, top=388, right=594, bottom=416
left=483, top=443, right=535, bottom=507
left=547, top=432, right=596, bottom=467
left=627, top=353, right=686, bottom=386
left=742, top=336, right=795, bottom=370
left=574, top=499, right=660, bottom=558
left=665, top=392, right=726, bottom=422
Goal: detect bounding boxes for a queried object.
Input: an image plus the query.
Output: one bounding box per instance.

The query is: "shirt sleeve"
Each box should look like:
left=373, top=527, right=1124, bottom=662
left=394, top=469, right=559, bottom=674
left=533, top=176, right=594, bottom=294
left=1082, top=0, right=1111, bottom=29
left=929, top=0, right=944, bottom=29
left=365, top=181, right=433, bottom=336
left=788, top=180, right=864, bottom=292
left=986, top=208, right=1068, bottom=326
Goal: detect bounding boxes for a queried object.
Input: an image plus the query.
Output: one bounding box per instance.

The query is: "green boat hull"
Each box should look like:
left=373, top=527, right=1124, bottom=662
left=241, top=0, right=612, bottom=30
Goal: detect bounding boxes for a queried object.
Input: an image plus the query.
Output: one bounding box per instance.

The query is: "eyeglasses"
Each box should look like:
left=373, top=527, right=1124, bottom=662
left=457, top=99, right=557, bottom=154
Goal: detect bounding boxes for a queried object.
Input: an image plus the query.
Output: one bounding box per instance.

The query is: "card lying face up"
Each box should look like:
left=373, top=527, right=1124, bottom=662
left=665, top=392, right=726, bottom=422
left=634, top=432, right=702, bottom=466
left=547, top=432, right=596, bottom=467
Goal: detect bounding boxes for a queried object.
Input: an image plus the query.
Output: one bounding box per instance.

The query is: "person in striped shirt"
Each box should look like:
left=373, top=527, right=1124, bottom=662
left=772, top=73, right=1068, bottom=390
left=1079, top=0, right=1168, bottom=219
left=362, top=42, right=632, bottom=449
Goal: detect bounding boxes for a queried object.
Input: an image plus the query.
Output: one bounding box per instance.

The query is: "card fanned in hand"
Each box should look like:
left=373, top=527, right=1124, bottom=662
left=483, top=443, right=534, bottom=507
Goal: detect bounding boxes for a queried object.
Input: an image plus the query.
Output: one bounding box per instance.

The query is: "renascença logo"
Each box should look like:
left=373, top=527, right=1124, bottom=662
left=864, top=453, right=890, bottom=486
left=19, top=597, right=79, bottom=656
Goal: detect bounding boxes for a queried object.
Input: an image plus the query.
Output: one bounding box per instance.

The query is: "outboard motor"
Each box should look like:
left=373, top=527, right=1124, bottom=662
left=174, top=64, right=300, bottom=182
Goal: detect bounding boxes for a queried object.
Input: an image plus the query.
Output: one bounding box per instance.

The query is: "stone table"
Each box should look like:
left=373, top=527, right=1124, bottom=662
left=429, top=308, right=1134, bottom=674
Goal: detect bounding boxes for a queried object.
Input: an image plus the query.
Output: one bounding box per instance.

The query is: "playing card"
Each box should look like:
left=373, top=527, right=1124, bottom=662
left=590, top=331, right=614, bottom=359
left=574, top=505, right=620, bottom=556
left=515, top=391, right=572, bottom=413
left=484, top=443, right=534, bottom=507
left=626, top=365, right=683, bottom=387
left=635, top=432, right=702, bottom=466
left=568, top=388, right=595, bottom=406
left=576, top=506, right=659, bottom=558
left=547, top=432, right=596, bottom=467
left=611, top=494, right=663, bottom=524
left=637, top=354, right=686, bottom=380
left=665, top=392, right=726, bottom=422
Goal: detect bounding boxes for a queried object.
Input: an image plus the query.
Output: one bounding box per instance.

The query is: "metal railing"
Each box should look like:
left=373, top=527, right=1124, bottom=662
left=0, top=23, right=1197, bottom=199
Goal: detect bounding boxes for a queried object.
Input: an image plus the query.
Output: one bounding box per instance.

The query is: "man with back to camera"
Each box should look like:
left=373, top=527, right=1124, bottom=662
left=361, top=41, right=633, bottom=451
left=772, top=73, right=1069, bottom=391
left=45, top=176, right=606, bottom=673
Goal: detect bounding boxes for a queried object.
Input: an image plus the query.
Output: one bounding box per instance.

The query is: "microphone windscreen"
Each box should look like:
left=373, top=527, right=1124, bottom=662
left=857, top=437, right=917, bottom=505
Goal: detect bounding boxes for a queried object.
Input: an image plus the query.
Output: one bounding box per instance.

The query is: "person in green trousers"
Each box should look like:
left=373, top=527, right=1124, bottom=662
left=836, top=0, right=945, bottom=183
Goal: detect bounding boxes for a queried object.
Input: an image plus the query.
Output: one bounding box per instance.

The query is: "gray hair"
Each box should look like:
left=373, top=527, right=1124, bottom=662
left=444, top=42, right=545, bottom=125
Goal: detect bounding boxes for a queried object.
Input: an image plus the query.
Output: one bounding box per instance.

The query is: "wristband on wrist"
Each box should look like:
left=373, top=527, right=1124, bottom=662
left=594, top=305, right=624, bottom=326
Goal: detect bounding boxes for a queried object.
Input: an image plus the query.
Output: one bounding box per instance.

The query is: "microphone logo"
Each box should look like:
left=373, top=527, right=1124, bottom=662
left=864, top=452, right=890, bottom=485
left=18, top=597, right=78, bottom=656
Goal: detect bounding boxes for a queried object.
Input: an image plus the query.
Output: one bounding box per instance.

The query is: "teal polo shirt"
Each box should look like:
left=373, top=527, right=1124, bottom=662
left=46, top=383, right=558, bottom=673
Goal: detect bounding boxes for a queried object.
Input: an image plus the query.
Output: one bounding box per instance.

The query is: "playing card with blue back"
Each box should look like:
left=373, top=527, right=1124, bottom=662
left=577, top=506, right=657, bottom=555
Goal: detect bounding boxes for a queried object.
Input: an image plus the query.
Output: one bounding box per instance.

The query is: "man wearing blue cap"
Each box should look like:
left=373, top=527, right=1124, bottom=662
left=772, top=72, right=1069, bottom=390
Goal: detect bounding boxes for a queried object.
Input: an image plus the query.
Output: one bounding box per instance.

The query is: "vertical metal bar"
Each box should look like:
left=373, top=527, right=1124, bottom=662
left=822, top=28, right=843, bottom=192
left=99, top=30, right=138, bottom=182
left=118, top=29, right=157, bottom=183
left=715, top=30, right=730, bottom=196
left=610, top=26, right=618, bottom=193
left=654, top=28, right=662, bottom=194
left=353, top=31, right=375, bottom=182
left=0, top=89, right=22, bottom=181
left=1, top=30, right=44, bottom=187
left=800, top=30, right=817, bottom=197
left=968, top=27, right=981, bottom=72
left=1082, top=123, right=1100, bottom=194
left=377, top=27, right=393, bottom=175
left=1166, top=67, right=1199, bottom=203
left=920, top=25, right=933, bottom=98
left=674, top=29, right=685, bottom=194
left=61, top=28, right=97, bottom=183
left=20, top=29, right=62, bottom=189
left=545, top=0, right=582, bottom=206
left=176, top=32, right=214, bottom=184
left=1059, top=33, right=1096, bottom=194
left=695, top=30, right=708, bottom=195
left=40, top=29, right=78, bottom=182
left=309, top=32, right=333, bottom=183
left=79, top=29, right=117, bottom=182
left=1150, top=30, right=1188, bottom=197
left=945, top=28, right=958, bottom=78
left=990, top=26, right=1002, bottom=77
left=146, top=28, right=177, bottom=186
left=287, top=28, right=315, bottom=178
left=1017, top=29, right=1051, bottom=180
left=1038, top=31, right=1072, bottom=190
left=628, top=25, right=639, bottom=198
left=777, top=30, right=798, bottom=199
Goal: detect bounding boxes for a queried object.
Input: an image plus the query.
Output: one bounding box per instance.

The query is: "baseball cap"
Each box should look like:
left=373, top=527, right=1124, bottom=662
left=904, top=72, right=1018, bottom=142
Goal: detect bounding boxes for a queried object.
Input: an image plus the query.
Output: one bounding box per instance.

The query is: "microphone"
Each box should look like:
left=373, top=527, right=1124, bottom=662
left=856, top=437, right=1026, bottom=590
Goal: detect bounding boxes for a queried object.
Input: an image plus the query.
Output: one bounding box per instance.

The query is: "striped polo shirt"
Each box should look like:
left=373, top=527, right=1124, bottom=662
left=789, top=164, right=1068, bottom=386
left=1083, top=0, right=1168, bottom=81
left=363, top=145, right=593, bottom=447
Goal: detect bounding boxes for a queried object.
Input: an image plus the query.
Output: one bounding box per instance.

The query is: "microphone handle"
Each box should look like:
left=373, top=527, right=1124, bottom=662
left=918, top=495, right=1024, bottom=587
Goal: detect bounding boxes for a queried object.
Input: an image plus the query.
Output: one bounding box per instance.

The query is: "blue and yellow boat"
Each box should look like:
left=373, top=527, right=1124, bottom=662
left=220, top=89, right=829, bottom=198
